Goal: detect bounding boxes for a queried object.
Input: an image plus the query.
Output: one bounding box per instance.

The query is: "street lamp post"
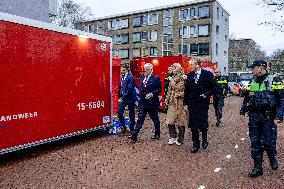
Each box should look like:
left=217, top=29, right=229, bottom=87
left=181, top=20, right=185, bottom=56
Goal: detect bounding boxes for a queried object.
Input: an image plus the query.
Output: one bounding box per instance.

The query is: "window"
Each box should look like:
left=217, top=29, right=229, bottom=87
left=133, top=16, right=142, bottom=27
left=190, top=8, right=197, bottom=19
left=163, top=35, right=173, bottom=43
left=163, top=17, right=173, bottom=26
left=179, top=26, right=189, bottom=38
left=113, top=35, right=121, bottom=44
left=110, top=20, right=118, bottom=30
left=108, top=19, right=128, bottom=30
left=163, top=51, right=172, bottom=56
left=198, top=25, right=209, bottom=36
left=96, top=21, right=104, bottom=34
left=120, top=19, right=129, bottom=28
left=133, top=32, right=141, bottom=42
left=149, top=30, right=158, bottom=41
left=190, top=44, right=198, bottom=55
left=216, top=25, right=219, bottom=35
left=163, top=43, right=173, bottom=51
left=120, top=49, right=129, bottom=59
left=178, top=44, right=189, bottom=55
left=113, top=50, right=119, bottom=57
left=88, top=24, right=92, bottom=32
left=190, top=25, right=198, bottom=37
left=198, top=6, right=209, bottom=18
left=141, top=47, right=149, bottom=57
left=179, top=9, right=189, bottom=21
left=141, top=31, right=148, bottom=41
left=121, top=34, right=129, bottom=44
left=150, top=47, right=158, bottom=56
left=163, top=9, right=173, bottom=18
left=163, top=26, right=173, bottom=34
left=149, top=13, right=158, bottom=25
left=198, top=43, right=209, bottom=55
left=216, top=43, right=219, bottom=55
left=142, top=15, right=148, bottom=25
left=217, top=7, right=220, bottom=19
left=133, top=48, right=141, bottom=58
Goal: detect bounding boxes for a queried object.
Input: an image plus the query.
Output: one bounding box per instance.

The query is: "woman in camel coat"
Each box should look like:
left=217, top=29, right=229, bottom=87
left=165, top=63, right=188, bottom=145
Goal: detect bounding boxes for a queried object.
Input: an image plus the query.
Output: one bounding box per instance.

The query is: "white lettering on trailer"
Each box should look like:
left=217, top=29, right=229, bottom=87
left=77, top=100, right=105, bottom=111
left=0, top=112, right=38, bottom=122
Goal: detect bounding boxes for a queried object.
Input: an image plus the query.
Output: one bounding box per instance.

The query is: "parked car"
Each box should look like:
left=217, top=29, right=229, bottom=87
left=228, top=71, right=253, bottom=96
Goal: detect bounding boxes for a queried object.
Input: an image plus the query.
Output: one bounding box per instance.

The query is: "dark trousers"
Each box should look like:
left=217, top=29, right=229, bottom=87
left=213, top=96, right=224, bottom=122
left=168, top=125, right=185, bottom=143
left=134, top=108, right=160, bottom=137
left=191, top=128, right=208, bottom=148
left=248, top=112, right=277, bottom=161
left=118, top=101, right=136, bottom=132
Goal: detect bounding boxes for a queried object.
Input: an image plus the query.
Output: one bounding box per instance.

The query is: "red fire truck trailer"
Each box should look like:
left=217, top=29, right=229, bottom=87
left=130, top=56, right=216, bottom=111
left=0, top=12, right=113, bottom=154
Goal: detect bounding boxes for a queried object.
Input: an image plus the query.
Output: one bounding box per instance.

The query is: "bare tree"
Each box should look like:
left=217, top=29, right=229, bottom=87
left=269, top=48, right=284, bottom=74
left=229, top=38, right=266, bottom=72
left=258, top=0, right=284, bottom=32
left=51, top=0, right=93, bottom=28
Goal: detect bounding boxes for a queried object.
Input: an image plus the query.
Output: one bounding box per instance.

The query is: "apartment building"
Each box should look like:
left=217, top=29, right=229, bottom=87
left=0, top=0, right=57, bottom=22
left=77, top=0, right=229, bottom=74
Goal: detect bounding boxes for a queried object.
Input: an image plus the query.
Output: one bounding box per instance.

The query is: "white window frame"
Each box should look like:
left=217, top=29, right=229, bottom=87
left=198, top=24, right=209, bottom=36
left=190, top=25, right=198, bottom=37
left=149, top=47, right=158, bottom=57
left=179, top=9, right=190, bottom=21
left=149, top=30, right=158, bottom=41
left=133, top=32, right=141, bottom=42
left=179, top=26, right=189, bottom=38
left=149, top=13, right=158, bottom=25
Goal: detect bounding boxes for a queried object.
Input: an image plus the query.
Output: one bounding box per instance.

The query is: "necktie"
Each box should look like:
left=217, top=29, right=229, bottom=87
left=143, top=76, right=149, bottom=87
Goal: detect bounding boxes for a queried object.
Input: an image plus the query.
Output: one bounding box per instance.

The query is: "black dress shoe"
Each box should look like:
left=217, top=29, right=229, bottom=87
left=216, top=121, right=220, bottom=127
left=128, top=132, right=137, bottom=141
left=202, top=142, right=209, bottom=149
left=151, top=135, right=160, bottom=140
left=191, top=147, right=199, bottom=153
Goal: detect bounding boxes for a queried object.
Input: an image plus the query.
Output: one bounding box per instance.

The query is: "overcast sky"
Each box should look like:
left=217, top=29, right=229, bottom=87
left=74, top=0, right=284, bottom=56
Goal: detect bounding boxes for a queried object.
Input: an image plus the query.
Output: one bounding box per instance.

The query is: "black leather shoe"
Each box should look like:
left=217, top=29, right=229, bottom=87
left=202, top=142, right=209, bottom=149
left=151, top=135, right=160, bottom=140
left=248, top=167, right=263, bottom=178
left=191, top=147, right=199, bottom=153
left=128, top=132, right=137, bottom=142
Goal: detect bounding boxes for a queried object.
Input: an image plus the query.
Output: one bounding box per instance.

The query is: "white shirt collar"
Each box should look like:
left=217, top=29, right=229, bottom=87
left=196, top=69, right=201, bottom=75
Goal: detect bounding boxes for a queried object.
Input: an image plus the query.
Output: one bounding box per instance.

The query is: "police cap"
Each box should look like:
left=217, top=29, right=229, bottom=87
left=247, top=60, right=267, bottom=68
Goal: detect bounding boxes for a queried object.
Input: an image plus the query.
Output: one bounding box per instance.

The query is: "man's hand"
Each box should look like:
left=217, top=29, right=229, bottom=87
left=200, top=94, right=206, bottom=98
left=274, top=119, right=283, bottom=126
left=145, top=93, right=153, bottom=100
left=118, top=98, right=123, bottom=103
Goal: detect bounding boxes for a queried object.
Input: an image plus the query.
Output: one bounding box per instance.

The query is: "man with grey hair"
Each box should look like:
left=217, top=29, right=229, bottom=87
left=130, top=63, right=162, bottom=141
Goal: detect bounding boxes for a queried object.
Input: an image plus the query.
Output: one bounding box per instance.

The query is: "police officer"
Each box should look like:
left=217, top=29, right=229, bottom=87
left=240, top=60, right=284, bottom=178
left=213, top=68, right=228, bottom=127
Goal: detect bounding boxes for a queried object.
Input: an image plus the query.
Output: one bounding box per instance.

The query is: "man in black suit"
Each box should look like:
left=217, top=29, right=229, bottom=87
left=118, top=62, right=137, bottom=134
left=184, top=58, right=215, bottom=153
left=130, top=63, right=162, bottom=141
